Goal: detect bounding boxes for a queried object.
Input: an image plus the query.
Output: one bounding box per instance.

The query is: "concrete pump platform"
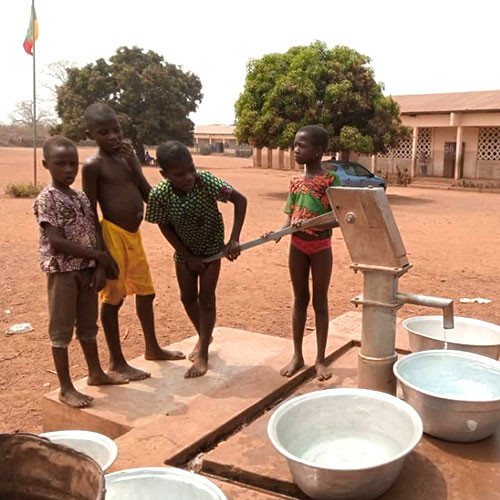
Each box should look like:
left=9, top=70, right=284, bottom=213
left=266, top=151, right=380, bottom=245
left=42, top=312, right=500, bottom=499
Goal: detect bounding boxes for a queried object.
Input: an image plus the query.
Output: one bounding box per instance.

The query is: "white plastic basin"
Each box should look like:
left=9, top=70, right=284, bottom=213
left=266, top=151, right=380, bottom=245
left=105, top=467, right=227, bottom=500
left=40, top=430, right=118, bottom=471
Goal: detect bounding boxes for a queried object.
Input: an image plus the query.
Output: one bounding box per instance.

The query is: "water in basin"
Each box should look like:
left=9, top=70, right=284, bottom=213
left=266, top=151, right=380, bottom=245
left=298, top=431, right=401, bottom=468
left=397, top=351, right=500, bottom=401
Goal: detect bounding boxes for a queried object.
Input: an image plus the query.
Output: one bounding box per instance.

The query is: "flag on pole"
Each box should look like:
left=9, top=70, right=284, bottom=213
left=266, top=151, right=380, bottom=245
left=23, top=3, right=38, bottom=56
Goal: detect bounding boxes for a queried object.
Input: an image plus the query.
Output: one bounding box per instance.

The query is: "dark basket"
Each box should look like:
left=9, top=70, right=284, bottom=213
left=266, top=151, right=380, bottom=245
left=0, top=433, right=105, bottom=500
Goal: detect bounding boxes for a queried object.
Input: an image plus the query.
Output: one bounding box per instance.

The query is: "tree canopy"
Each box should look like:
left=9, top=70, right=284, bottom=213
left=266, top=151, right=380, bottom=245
left=235, top=41, right=408, bottom=154
left=54, top=46, right=203, bottom=160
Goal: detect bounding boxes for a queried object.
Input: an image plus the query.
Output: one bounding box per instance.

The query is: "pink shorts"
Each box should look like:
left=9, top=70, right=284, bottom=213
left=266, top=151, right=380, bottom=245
left=291, top=235, right=331, bottom=256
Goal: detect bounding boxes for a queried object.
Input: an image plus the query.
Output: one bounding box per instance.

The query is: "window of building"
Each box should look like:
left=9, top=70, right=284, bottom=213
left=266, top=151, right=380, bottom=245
left=376, top=131, right=417, bottom=159
left=478, top=127, right=500, bottom=160
left=416, top=128, right=432, bottom=159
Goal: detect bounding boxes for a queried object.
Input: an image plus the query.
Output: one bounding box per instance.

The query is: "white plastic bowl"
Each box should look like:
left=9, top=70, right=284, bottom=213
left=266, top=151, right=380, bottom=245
left=105, top=467, right=227, bottom=500
left=40, top=430, right=118, bottom=471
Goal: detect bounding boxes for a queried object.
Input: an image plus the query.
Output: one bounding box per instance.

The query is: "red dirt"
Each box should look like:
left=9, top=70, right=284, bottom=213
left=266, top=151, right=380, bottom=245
left=0, top=147, right=499, bottom=433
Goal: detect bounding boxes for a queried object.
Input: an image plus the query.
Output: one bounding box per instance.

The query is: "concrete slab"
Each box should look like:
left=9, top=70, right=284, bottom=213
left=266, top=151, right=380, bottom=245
left=203, top=343, right=500, bottom=499
left=44, top=315, right=358, bottom=470
left=43, top=311, right=415, bottom=477
left=110, top=329, right=354, bottom=470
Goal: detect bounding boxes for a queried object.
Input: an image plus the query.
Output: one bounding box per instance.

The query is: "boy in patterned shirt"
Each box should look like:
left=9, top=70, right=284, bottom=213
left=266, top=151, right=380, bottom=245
left=146, top=141, right=247, bottom=378
left=34, top=136, right=124, bottom=408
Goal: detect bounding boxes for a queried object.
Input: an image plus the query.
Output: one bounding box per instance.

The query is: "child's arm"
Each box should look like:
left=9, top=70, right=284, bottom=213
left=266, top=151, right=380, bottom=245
left=118, top=143, right=151, bottom=202
left=44, top=224, right=109, bottom=292
left=158, top=223, right=206, bottom=273
left=81, top=158, right=102, bottom=216
left=262, top=215, right=292, bottom=243
left=82, top=160, right=119, bottom=279
left=43, top=223, right=111, bottom=265
left=279, top=215, right=292, bottom=231
left=224, top=189, right=247, bottom=261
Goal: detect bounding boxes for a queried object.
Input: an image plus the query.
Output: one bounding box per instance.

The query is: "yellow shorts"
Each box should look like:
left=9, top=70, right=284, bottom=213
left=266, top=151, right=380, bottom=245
left=100, top=219, right=155, bottom=305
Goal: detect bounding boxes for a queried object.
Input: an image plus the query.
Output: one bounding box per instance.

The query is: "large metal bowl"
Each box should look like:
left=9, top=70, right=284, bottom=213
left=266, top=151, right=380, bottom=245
left=403, top=316, right=500, bottom=359
left=105, top=467, right=227, bottom=500
left=394, top=350, right=500, bottom=442
left=40, top=430, right=118, bottom=471
left=267, top=389, right=422, bottom=500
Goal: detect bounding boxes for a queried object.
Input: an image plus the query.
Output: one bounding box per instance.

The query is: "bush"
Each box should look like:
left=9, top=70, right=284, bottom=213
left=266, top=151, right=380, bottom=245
left=5, top=182, right=44, bottom=198
left=375, top=166, right=410, bottom=186
left=199, top=145, right=212, bottom=156
left=235, top=146, right=253, bottom=158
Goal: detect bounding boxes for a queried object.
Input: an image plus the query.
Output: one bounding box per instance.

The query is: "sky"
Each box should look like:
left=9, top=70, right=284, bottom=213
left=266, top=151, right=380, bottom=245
left=1, top=0, right=499, bottom=126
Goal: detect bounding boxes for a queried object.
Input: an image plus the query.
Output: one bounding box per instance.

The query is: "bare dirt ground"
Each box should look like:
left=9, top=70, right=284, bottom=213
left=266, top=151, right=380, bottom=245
left=0, top=146, right=499, bottom=433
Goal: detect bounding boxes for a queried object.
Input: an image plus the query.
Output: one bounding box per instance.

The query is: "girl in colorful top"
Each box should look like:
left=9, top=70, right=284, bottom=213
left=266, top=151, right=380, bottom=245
left=279, top=125, right=341, bottom=381
left=146, top=141, right=247, bottom=379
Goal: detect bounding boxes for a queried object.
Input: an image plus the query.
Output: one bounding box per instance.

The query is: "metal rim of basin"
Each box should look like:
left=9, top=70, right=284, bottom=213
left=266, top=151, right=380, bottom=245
left=393, top=349, right=500, bottom=403
left=267, top=388, right=423, bottom=472
left=105, top=467, right=227, bottom=499
left=402, top=316, right=500, bottom=347
left=40, top=430, right=118, bottom=472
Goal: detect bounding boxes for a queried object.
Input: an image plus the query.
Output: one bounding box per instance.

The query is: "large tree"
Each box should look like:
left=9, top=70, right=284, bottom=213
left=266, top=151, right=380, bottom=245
left=235, top=41, right=408, bottom=155
left=9, top=100, right=55, bottom=128
left=54, top=46, right=203, bottom=162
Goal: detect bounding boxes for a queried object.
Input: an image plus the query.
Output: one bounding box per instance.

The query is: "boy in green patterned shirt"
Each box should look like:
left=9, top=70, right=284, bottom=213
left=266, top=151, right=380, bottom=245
left=146, top=141, right=247, bottom=378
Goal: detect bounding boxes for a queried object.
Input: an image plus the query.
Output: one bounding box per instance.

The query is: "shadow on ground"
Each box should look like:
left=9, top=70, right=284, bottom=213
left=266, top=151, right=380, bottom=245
left=263, top=192, right=288, bottom=201
left=387, top=194, right=434, bottom=206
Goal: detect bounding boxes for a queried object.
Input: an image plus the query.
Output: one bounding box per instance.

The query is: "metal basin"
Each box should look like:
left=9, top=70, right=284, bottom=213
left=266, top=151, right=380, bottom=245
left=394, top=350, right=500, bottom=442
left=40, top=430, right=118, bottom=471
left=267, top=389, right=422, bottom=500
left=403, top=315, right=500, bottom=359
left=105, top=467, right=227, bottom=500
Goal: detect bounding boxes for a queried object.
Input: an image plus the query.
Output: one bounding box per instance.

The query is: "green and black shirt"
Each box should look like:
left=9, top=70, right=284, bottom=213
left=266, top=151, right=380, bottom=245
left=146, top=170, right=233, bottom=262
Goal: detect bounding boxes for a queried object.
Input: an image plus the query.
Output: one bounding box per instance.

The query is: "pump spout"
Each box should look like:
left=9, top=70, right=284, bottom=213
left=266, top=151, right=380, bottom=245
left=397, top=292, right=454, bottom=329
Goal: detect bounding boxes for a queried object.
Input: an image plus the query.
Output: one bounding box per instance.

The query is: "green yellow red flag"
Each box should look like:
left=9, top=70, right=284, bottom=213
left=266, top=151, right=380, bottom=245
left=23, top=3, right=38, bottom=56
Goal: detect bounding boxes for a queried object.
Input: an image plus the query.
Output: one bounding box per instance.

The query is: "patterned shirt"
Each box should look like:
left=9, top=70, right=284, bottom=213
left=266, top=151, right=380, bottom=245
left=33, top=185, right=97, bottom=273
left=146, top=170, right=233, bottom=261
left=284, top=169, right=341, bottom=237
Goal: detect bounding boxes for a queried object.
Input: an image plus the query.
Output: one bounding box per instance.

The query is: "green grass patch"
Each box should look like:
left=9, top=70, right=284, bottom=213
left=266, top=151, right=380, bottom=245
left=5, top=182, right=44, bottom=198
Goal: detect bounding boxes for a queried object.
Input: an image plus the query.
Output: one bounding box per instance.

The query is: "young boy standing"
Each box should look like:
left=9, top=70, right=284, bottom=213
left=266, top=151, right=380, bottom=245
left=82, top=103, right=184, bottom=382
left=34, top=136, right=124, bottom=408
left=146, top=141, right=247, bottom=378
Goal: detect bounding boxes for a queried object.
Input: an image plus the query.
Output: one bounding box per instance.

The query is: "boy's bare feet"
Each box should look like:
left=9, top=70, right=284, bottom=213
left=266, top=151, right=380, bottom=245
left=280, top=355, right=305, bottom=377
left=184, top=356, right=208, bottom=378
left=145, top=347, right=186, bottom=361
left=59, top=388, right=93, bottom=408
left=188, top=337, right=213, bottom=362
left=109, top=364, right=151, bottom=382
left=87, top=372, right=129, bottom=386
left=315, top=361, right=332, bottom=381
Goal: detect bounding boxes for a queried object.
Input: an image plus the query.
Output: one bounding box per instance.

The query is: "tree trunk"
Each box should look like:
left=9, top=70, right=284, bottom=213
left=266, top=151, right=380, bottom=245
left=133, top=143, right=146, bottom=165
left=340, top=150, right=350, bottom=161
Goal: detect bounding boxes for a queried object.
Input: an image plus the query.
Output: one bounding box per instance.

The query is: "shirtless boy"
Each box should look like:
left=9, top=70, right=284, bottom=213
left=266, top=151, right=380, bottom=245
left=82, top=103, right=184, bottom=381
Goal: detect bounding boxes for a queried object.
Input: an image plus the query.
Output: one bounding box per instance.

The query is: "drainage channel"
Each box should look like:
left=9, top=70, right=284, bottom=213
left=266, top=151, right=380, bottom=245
left=165, top=341, right=356, bottom=499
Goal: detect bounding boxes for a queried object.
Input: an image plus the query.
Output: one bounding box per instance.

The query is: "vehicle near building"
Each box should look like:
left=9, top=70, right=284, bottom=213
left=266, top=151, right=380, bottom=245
left=322, top=160, right=387, bottom=190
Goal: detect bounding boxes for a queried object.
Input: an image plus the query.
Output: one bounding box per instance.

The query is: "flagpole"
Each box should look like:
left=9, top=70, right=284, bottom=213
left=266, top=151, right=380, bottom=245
left=32, top=0, right=37, bottom=185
